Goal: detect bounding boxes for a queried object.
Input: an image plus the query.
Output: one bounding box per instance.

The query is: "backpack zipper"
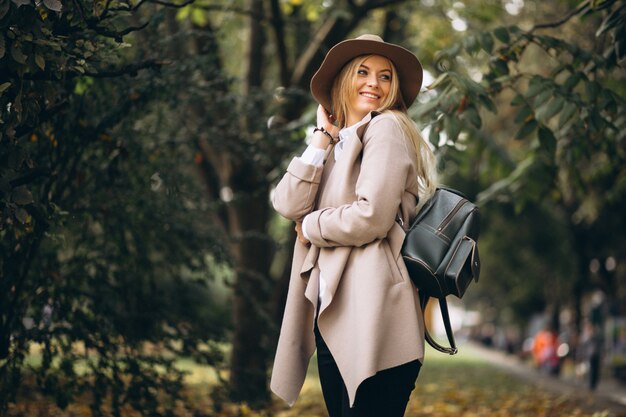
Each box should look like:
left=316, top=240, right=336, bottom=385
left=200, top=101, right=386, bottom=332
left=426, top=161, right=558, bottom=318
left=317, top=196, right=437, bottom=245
left=437, top=200, right=467, bottom=234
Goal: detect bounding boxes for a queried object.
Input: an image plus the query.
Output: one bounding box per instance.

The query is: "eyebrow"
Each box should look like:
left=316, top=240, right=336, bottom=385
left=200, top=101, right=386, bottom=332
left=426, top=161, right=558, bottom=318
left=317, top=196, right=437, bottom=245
left=359, top=64, right=392, bottom=73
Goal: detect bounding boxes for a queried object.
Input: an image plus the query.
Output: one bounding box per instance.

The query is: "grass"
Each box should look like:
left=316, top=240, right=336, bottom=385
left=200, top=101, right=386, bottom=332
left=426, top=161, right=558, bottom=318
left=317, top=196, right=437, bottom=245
left=266, top=344, right=624, bottom=417
left=9, top=343, right=626, bottom=417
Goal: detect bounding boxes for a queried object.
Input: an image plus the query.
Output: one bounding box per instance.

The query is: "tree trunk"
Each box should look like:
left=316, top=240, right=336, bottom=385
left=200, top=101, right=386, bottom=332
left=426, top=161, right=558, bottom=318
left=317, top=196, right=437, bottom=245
left=228, top=184, right=274, bottom=404
left=228, top=1, right=272, bottom=404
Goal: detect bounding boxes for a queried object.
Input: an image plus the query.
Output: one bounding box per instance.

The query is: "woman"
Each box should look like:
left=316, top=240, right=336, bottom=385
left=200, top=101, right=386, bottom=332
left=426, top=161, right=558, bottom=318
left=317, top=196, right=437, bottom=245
left=270, top=34, right=438, bottom=417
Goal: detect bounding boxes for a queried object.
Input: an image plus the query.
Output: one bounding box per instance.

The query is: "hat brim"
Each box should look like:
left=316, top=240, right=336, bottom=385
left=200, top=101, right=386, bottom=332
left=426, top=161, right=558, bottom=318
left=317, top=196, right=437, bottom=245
left=310, top=38, right=423, bottom=113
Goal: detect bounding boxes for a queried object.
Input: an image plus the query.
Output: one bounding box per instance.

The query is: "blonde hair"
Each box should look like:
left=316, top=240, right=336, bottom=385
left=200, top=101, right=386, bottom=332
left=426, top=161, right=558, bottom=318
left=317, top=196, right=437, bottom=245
left=330, top=55, right=438, bottom=209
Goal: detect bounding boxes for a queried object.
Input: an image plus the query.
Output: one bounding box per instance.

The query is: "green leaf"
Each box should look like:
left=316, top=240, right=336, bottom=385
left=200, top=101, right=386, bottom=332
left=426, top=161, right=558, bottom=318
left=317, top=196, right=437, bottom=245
left=494, top=26, right=510, bottom=43
left=428, top=124, right=440, bottom=146
left=445, top=116, right=460, bottom=142
left=458, top=76, right=487, bottom=96
left=480, top=32, right=494, bottom=53
left=525, top=75, right=547, bottom=98
left=0, top=82, right=10, bottom=94
left=562, top=72, right=582, bottom=90
left=35, top=53, right=45, bottom=70
left=600, top=89, right=615, bottom=110
left=536, top=96, right=565, bottom=122
left=191, top=8, right=208, bottom=26
left=537, top=35, right=560, bottom=49
left=510, top=94, right=525, bottom=106
left=514, top=106, right=533, bottom=124
left=588, top=109, right=604, bottom=131
left=515, top=119, right=538, bottom=140
left=12, top=187, right=34, bottom=205
left=478, top=95, right=497, bottom=114
left=15, top=207, right=29, bottom=224
left=0, top=36, right=5, bottom=59
left=463, top=35, right=480, bottom=55
left=616, top=37, right=625, bottom=60
left=463, top=107, right=481, bottom=129
left=596, top=5, right=623, bottom=37
left=538, top=126, right=556, bottom=157
left=427, top=72, right=448, bottom=90
left=586, top=81, right=600, bottom=101
left=558, top=102, right=577, bottom=128
left=43, top=0, right=62, bottom=11
left=492, top=58, right=509, bottom=76
left=534, top=89, right=553, bottom=107
left=10, top=42, right=27, bottom=64
left=0, top=1, right=9, bottom=19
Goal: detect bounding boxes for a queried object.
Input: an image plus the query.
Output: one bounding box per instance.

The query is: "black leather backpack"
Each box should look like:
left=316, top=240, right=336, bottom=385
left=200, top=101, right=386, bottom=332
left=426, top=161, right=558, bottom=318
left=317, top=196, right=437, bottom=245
left=401, top=186, right=481, bottom=354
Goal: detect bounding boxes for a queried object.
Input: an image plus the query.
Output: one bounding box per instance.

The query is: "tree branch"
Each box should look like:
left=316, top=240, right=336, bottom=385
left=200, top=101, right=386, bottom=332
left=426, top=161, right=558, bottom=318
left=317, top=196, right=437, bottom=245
left=84, top=59, right=171, bottom=77
left=195, top=3, right=265, bottom=21
left=108, top=0, right=195, bottom=13
left=290, top=16, right=340, bottom=88
left=245, top=0, right=264, bottom=94
left=530, top=0, right=590, bottom=32
left=268, top=0, right=290, bottom=86
left=21, top=59, right=170, bottom=81
left=359, top=0, right=409, bottom=12
left=85, top=20, right=151, bottom=41
left=291, top=0, right=409, bottom=90
left=8, top=170, right=52, bottom=188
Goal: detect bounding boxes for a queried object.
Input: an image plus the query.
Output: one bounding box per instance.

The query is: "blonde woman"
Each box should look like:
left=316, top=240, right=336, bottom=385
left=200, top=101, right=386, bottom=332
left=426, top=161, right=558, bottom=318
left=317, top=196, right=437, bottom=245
left=271, top=34, right=438, bottom=417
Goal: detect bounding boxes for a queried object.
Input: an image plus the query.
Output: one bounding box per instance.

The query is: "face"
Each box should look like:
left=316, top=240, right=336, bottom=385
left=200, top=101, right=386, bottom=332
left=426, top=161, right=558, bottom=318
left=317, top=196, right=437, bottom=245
left=346, top=55, right=393, bottom=125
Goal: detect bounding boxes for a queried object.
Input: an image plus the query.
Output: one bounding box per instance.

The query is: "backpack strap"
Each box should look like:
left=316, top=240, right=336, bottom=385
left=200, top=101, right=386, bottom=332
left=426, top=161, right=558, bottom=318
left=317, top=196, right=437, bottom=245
left=420, top=293, right=458, bottom=355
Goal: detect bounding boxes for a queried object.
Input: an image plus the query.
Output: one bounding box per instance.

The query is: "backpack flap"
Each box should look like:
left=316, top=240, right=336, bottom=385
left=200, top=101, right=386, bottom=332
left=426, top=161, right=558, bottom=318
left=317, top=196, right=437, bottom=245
left=441, top=236, right=479, bottom=298
left=471, top=241, right=480, bottom=283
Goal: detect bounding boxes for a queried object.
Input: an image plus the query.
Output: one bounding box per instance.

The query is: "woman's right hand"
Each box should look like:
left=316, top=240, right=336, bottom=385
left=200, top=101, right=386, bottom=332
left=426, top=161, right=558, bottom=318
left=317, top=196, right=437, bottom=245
left=316, top=104, right=337, bottom=133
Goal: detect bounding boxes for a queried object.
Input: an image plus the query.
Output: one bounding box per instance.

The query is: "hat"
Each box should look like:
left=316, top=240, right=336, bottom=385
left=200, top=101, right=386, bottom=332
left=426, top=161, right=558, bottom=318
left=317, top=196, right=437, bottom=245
left=310, top=34, right=423, bottom=113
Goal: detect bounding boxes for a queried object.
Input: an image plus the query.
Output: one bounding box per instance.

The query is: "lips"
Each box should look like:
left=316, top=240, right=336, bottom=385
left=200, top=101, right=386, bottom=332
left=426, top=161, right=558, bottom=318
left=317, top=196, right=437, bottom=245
left=359, top=91, right=380, bottom=100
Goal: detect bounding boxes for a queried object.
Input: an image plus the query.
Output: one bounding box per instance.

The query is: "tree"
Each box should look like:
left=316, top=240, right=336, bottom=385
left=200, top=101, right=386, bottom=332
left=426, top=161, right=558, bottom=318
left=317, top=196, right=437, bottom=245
left=1, top=0, right=231, bottom=414
left=416, top=0, right=626, bottom=329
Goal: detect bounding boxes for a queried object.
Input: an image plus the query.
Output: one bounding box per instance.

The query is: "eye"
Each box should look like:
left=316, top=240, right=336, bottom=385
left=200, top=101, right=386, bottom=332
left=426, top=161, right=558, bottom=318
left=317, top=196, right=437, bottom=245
left=357, top=69, right=368, bottom=76
left=380, top=73, right=391, bottom=81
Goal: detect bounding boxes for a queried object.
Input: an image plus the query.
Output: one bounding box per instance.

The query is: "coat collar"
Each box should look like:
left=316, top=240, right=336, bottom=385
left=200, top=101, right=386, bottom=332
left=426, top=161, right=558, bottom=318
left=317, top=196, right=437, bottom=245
left=352, top=111, right=380, bottom=140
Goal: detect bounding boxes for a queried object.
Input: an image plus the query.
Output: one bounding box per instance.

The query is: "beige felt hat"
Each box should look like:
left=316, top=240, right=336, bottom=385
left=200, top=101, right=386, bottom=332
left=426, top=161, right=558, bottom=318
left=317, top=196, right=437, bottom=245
left=310, top=34, right=423, bottom=112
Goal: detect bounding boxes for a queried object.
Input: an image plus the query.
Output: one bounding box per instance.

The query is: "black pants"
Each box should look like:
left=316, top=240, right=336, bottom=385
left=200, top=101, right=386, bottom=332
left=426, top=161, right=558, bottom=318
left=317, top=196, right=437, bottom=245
left=314, top=323, right=421, bottom=417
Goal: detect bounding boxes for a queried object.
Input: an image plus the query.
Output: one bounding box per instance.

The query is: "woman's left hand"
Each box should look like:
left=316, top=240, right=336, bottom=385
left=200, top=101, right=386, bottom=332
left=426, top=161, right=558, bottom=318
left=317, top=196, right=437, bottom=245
left=295, top=221, right=310, bottom=246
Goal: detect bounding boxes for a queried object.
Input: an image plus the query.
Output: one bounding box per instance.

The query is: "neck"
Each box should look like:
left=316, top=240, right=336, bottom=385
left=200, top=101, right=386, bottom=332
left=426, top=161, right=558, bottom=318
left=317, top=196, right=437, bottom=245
left=346, top=112, right=366, bottom=127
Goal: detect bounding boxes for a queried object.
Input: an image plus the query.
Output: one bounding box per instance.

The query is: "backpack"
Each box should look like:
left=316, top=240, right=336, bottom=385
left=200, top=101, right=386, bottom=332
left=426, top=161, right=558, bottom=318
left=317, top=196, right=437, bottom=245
left=401, top=186, right=481, bottom=354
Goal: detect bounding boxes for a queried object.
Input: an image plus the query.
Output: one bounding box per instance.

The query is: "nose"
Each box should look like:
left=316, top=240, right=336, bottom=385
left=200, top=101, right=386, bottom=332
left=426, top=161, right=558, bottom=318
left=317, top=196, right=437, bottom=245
left=367, top=74, right=379, bottom=88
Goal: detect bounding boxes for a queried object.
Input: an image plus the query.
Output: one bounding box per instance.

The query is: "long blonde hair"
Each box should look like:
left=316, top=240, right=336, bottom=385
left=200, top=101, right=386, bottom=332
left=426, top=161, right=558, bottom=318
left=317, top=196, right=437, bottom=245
left=330, top=54, right=438, bottom=208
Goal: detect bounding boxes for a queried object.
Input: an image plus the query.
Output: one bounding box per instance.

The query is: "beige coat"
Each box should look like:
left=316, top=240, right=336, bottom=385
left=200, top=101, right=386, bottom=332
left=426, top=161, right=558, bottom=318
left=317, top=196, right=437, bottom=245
left=270, top=112, right=425, bottom=407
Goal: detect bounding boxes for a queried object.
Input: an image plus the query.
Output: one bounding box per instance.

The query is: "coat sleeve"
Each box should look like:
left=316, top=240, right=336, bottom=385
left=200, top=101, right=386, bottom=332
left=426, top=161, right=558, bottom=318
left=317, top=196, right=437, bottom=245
left=305, top=116, right=413, bottom=247
left=272, top=156, right=324, bottom=221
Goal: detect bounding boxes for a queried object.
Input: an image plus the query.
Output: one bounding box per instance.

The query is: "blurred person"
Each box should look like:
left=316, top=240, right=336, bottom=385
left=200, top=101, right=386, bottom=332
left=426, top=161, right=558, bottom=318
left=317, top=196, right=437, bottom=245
left=579, top=320, right=603, bottom=390
left=532, top=325, right=560, bottom=375
left=270, top=34, right=438, bottom=417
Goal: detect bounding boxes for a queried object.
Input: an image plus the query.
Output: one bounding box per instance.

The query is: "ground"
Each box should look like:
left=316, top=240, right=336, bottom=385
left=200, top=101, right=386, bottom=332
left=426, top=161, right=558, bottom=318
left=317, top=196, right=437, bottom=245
left=8, top=343, right=626, bottom=417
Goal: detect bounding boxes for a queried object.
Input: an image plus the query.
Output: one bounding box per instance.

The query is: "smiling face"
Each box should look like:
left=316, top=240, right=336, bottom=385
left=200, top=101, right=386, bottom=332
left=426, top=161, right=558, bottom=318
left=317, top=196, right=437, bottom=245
left=346, top=55, right=393, bottom=125
left=330, top=54, right=402, bottom=128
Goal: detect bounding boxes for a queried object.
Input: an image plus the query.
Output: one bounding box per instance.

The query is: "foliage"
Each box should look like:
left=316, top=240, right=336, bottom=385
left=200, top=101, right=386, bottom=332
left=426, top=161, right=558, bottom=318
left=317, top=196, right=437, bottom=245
left=1, top=0, right=231, bottom=415
left=413, top=0, right=626, bottom=326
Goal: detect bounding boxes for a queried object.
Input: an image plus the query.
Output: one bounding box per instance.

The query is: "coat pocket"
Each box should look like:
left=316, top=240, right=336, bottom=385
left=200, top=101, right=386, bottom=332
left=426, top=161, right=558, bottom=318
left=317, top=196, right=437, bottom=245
left=383, top=240, right=405, bottom=285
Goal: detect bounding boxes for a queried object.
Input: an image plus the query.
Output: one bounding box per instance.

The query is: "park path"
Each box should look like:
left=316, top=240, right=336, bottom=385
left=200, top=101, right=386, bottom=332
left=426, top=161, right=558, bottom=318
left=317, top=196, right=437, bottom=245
left=466, top=342, right=626, bottom=415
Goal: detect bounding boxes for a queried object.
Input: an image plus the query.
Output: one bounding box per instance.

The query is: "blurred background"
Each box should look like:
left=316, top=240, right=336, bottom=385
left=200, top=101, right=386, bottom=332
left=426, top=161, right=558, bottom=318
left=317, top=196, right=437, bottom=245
left=1, top=0, right=625, bottom=416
